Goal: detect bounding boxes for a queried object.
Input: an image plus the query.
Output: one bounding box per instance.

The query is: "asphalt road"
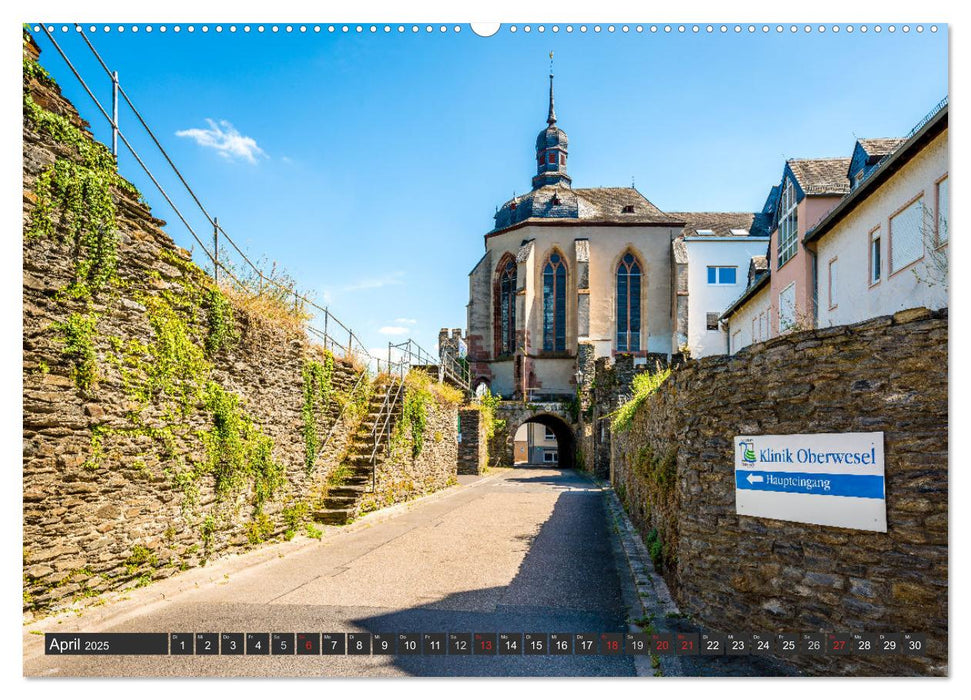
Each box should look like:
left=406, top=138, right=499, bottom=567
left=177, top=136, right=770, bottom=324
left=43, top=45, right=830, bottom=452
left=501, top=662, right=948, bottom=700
left=23, top=468, right=639, bottom=677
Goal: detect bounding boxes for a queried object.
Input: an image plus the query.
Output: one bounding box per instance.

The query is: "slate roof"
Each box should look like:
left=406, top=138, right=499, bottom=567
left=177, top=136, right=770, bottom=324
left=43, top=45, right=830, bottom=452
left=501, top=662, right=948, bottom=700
left=858, top=138, right=906, bottom=157
left=787, top=158, right=852, bottom=196
left=668, top=212, right=768, bottom=238
left=747, top=254, right=769, bottom=286
left=492, top=185, right=679, bottom=232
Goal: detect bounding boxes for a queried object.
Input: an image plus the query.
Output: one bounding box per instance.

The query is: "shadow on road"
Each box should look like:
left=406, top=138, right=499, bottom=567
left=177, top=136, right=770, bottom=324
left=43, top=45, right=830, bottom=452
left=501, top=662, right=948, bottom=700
left=350, top=487, right=635, bottom=676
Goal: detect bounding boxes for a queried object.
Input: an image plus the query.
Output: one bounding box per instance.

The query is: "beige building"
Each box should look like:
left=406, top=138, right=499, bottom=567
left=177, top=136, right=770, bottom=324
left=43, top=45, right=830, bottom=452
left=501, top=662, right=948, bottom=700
left=513, top=423, right=560, bottom=465
left=465, top=73, right=763, bottom=399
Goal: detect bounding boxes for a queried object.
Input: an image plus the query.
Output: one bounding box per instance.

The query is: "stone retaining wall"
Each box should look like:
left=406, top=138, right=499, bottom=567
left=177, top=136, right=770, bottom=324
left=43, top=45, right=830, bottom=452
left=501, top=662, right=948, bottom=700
left=22, top=38, right=368, bottom=615
left=610, top=308, right=948, bottom=676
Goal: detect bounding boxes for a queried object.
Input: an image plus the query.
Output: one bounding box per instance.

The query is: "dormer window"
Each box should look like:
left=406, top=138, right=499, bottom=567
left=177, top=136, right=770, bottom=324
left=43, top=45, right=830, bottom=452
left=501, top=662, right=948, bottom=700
left=777, top=177, right=799, bottom=267
left=551, top=195, right=562, bottom=206
left=622, top=205, right=635, bottom=214
left=510, top=201, right=517, bottom=211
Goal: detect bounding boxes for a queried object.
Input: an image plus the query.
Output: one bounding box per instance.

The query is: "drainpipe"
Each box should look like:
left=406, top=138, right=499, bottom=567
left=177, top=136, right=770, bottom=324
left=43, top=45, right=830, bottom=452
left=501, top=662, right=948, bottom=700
left=809, top=249, right=819, bottom=328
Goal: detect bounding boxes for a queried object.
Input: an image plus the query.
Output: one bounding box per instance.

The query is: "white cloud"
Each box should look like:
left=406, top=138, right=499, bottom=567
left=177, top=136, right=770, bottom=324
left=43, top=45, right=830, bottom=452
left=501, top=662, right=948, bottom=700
left=176, top=119, right=266, bottom=163
left=394, top=317, right=417, bottom=325
left=378, top=326, right=409, bottom=336
left=342, top=271, right=404, bottom=292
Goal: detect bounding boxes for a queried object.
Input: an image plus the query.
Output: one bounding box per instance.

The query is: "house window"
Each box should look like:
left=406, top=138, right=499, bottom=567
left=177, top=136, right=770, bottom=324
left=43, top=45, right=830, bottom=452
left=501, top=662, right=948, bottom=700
left=890, top=196, right=924, bottom=273
left=869, top=228, right=882, bottom=285
left=543, top=450, right=559, bottom=464
left=937, top=177, right=949, bottom=245
left=777, top=177, right=799, bottom=267
left=496, top=259, right=517, bottom=355
left=543, top=252, right=567, bottom=352
left=828, top=257, right=839, bottom=310
left=616, top=252, right=642, bottom=352
left=544, top=426, right=556, bottom=441
left=706, top=312, right=719, bottom=331
left=779, top=282, right=797, bottom=333
left=707, top=266, right=737, bottom=285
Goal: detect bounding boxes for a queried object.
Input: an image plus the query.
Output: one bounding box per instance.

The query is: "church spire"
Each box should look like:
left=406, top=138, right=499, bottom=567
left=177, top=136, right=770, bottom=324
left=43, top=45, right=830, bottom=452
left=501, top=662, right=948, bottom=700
left=547, top=52, right=557, bottom=125
left=532, top=52, right=570, bottom=190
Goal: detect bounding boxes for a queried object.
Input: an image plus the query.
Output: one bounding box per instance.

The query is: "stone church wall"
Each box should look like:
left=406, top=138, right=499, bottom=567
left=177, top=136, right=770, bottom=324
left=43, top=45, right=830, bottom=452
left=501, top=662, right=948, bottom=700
left=610, top=308, right=948, bottom=675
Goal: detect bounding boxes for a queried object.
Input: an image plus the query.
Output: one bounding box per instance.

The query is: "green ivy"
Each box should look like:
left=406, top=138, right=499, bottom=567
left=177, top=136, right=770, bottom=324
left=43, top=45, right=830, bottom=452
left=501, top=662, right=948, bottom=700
left=301, top=354, right=335, bottom=471
left=140, top=296, right=208, bottom=416
left=22, top=56, right=55, bottom=87
left=203, top=287, right=238, bottom=356
left=23, top=92, right=123, bottom=176
left=51, top=311, right=99, bottom=392
left=200, top=381, right=284, bottom=512
left=402, top=376, right=431, bottom=459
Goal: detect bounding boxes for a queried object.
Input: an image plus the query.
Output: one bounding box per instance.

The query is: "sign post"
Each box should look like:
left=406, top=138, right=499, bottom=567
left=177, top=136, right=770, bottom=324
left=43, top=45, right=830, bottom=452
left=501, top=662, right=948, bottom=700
left=734, top=432, right=886, bottom=532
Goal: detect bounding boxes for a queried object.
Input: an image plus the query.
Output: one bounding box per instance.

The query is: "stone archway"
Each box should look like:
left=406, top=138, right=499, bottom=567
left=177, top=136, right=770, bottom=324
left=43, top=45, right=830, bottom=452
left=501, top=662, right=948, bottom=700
left=490, top=403, right=578, bottom=470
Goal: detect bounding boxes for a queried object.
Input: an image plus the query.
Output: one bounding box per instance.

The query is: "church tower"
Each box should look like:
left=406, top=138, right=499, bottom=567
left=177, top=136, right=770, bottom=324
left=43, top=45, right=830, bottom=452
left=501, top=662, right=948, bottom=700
left=532, top=70, right=571, bottom=189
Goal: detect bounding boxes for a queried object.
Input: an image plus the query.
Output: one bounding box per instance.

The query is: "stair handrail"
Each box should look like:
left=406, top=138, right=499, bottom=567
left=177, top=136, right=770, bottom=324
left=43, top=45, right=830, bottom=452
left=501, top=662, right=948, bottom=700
left=368, top=375, right=406, bottom=491
left=317, top=367, right=371, bottom=460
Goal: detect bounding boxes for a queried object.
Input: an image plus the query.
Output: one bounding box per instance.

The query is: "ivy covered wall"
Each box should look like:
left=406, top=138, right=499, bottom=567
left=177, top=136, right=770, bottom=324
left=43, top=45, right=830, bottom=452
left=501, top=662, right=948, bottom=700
left=21, top=34, right=369, bottom=616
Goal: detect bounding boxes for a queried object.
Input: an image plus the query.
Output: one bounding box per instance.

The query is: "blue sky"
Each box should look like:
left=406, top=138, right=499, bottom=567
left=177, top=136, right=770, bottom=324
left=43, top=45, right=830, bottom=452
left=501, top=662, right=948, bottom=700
left=29, top=24, right=948, bottom=357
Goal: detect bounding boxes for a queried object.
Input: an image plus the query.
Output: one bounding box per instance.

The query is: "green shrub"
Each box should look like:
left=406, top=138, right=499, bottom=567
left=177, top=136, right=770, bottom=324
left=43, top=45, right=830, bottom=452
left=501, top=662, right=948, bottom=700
left=611, top=367, right=672, bottom=432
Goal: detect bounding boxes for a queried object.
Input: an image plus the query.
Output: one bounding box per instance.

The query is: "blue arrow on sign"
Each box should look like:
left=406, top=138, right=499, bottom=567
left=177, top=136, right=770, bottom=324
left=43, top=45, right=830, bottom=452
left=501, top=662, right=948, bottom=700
left=735, top=471, right=884, bottom=499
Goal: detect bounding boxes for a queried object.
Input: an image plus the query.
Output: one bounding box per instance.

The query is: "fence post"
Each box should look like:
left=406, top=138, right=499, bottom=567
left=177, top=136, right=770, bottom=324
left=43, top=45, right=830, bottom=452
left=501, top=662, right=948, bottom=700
left=387, top=342, right=392, bottom=376
left=213, top=217, right=219, bottom=285
left=111, top=70, right=119, bottom=158
left=323, top=308, right=329, bottom=351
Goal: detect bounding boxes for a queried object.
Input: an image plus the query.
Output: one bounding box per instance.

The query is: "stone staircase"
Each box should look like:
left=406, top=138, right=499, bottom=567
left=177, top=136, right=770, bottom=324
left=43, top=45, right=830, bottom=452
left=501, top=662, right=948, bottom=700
left=312, top=375, right=404, bottom=525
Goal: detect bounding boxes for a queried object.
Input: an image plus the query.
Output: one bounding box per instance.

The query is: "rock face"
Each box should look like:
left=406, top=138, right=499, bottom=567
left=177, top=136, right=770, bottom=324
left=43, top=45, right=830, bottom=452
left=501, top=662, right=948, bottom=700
left=21, top=35, right=366, bottom=614
left=610, top=309, right=948, bottom=676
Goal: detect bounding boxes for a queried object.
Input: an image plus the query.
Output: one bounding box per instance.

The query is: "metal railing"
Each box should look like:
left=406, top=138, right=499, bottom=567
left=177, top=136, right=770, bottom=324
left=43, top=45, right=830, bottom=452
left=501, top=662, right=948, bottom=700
left=857, top=96, right=948, bottom=190
left=367, top=376, right=405, bottom=491
left=386, top=338, right=470, bottom=390
left=35, top=25, right=380, bottom=370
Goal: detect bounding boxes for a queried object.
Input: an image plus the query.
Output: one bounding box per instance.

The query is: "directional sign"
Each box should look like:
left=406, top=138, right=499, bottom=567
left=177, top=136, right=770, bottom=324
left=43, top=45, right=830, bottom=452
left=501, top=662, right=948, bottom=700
left=734, top=432, right=886, bottom=532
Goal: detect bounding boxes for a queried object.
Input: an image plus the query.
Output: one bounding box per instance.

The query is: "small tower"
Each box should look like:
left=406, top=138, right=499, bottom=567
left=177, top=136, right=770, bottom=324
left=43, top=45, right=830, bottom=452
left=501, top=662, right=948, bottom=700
left=532, top=64, right=571, bottom=189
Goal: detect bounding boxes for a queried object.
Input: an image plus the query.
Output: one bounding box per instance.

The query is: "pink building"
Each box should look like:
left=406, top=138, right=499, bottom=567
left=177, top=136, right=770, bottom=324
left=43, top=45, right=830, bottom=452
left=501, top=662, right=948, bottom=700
left=722, top=158, right=850, bottom=347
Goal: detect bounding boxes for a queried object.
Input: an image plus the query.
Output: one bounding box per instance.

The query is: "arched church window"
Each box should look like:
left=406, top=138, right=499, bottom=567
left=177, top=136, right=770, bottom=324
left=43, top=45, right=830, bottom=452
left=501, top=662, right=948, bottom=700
left=543, top=252, right=567, bottom=352
left=496, top=259, right=517, bottom=356
left=616, top=252, right=642, bottom=352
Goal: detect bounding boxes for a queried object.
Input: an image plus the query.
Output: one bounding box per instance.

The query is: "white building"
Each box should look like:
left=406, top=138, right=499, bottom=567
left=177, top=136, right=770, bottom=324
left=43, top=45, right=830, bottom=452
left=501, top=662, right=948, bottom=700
left=805, top=103, right=948, bottom=326
left=672, top=216, right=771, bottom=357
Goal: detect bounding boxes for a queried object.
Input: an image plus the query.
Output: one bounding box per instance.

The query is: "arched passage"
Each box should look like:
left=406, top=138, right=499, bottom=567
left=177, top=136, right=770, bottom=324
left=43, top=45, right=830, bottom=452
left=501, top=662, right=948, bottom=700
left=510, top=413, right=576, bottom=470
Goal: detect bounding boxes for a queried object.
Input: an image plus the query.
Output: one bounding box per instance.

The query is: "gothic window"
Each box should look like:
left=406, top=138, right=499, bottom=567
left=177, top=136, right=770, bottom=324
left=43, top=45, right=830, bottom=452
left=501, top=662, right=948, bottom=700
left=543, top=252, right=567, bottom=352
left=496, top=259, right=517, bottom=356
left=616, top=252, right=641, bottom=352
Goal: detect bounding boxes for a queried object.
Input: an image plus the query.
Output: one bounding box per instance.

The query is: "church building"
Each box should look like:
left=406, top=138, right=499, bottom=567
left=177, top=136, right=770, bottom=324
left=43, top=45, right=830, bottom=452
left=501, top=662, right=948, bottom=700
left=463, top=71, right=765, bottom=400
